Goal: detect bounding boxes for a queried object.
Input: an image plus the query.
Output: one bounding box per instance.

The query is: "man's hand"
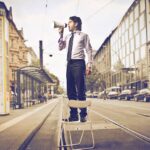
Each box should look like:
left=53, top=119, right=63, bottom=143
left=58, top=28, right=64, bottom=35
left=86, top=66, right=92, bottom=75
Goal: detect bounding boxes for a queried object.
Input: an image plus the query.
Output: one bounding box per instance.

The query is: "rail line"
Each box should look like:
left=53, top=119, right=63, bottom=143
left=91, top=109, right=150, bottom=144
left=18, top=101, right=58, bottom=150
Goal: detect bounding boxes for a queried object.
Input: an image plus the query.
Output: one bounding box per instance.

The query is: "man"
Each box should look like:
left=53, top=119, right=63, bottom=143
left=58, top=16, right=92, bottom=122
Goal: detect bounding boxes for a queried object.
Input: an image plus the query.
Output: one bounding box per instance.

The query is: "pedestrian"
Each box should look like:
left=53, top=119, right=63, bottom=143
left=58, top=16, right=93, bottom=122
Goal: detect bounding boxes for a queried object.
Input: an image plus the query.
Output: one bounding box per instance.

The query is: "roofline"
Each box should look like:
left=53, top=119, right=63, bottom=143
left=0, top=1, right=24, bottom=40
left=118, top=0, right=138, bottom=27
left=94, top=0, right=138, bottom=59
left=94, top=28, right=117, bottom=59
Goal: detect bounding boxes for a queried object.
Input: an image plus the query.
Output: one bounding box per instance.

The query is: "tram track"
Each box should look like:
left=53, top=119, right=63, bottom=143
left=18, top=101, right=59, bottom=150
left=91, top=108, right=150, bottom=144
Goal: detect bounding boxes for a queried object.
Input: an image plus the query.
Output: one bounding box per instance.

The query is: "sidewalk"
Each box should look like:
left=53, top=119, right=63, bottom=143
left=0, top=98, right=60, bottom=150
left=0, top=99, right=55, bottom=125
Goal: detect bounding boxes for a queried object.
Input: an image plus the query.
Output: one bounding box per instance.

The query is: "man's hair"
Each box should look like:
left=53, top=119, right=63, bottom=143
left=69, top=16, right=82, bottom=31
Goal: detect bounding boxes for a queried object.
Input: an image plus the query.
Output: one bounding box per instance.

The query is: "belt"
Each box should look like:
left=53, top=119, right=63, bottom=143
left=68, top=59, right=85, bottom=63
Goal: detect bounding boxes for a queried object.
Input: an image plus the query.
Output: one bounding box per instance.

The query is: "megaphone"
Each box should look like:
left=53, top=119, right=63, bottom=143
left=53, top=21, right=67, bottom=28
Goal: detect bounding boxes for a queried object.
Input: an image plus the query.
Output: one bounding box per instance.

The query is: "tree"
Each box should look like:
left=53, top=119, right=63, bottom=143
left=46, top=71, right=64, bottom=94
left=86, top=66, right=105, bottom=92
left=31, top=58, right=40, bottom=67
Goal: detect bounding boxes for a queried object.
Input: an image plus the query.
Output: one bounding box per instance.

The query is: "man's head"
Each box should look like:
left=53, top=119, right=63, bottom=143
left=68, top=16, right=82, bottom=32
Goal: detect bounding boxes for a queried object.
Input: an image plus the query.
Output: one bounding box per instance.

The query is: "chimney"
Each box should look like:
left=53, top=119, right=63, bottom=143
left=9, top=6, right=13, bottom=20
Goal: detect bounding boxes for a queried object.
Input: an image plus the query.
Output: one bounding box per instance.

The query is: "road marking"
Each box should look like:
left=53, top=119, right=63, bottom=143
left=109, top=103, right=150, bottom=111
left=94, top=101, right=150, bottom=111
left=0, top=100, right=57, bottom=133
left=91, top=109, right=150, bottom=143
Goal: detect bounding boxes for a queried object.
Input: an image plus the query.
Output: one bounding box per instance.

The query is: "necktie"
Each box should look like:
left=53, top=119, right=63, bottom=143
left=67, top=33, right=74, bottom=61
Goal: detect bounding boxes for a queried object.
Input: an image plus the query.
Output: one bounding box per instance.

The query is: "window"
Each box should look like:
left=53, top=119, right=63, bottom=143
left=135, top=33, right=140, bottom=48
left=122, top=22, right=125, bottom=34
left=130, top=53, right=134, bottom=66
left=116, top=30, right=119, bottom=40
left=141, top=28, right=146, bottom=45
left=122, top=34, right=125, bottom=46
left=112, top=54, right=116, bottom=66
left=23, top=52, right=25, bottom=59
left=119, top=37, right=122, bottom=49
left=129, top=25, right=133, bottom=39
left=139, top=13, right=145, bottom=30
left=129, top=11, right=134, bottom=25
left=115, top=42, right=118, bottom=51
left=11, top=39, right=14, bottom=48
left=134, top=4, right=139, bottom=20
left=126, top=55, right=130, bottom=67
left=123, top=58, right=126, bottom=66
left=118, top=27, right=121, bottom=37
left=130, top=38, right=135, bottom=52
left=140, top=45, right=146, bottom=59
left=125, top=30, right=129, bottom=43
left=126, top=42, right=130, bottom=55
left=12, top=69, right=15, bottom=80
left=11, top=54, right=14, bottom=63
left=134, top=19, right=139, bottom=35
left=140, top=0, right=145, bottom=13
left=135, top=49, right=140, bottom=63
left=122, top=46, right=126, bottom=58
left=111, top=36, right=114, bottom=45
left=125, top=17, right=129, bottom=30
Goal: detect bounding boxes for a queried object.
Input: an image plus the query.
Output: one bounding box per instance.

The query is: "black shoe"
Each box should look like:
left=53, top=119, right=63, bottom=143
left=80, top=116, right=87, bottom=122
left=69, top=116, right=79, bottom=122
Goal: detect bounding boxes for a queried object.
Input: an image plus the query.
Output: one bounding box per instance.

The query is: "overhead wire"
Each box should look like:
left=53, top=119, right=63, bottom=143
left=86, top=0, right=115, bottom=20
left=76, top=0, right=80, bottom=15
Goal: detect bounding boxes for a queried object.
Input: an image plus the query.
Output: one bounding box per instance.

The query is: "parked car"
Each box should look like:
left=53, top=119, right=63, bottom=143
left=98, top=90, right=108, bottom=99
left=134, top=88, right=150, bottom=102
left=86, top=91, right=93, bottom=98
left=143, top=94, right=150, bottom=102
left=118, top=89, right=137, bottom=100
left=107, top=91, right=118, bottom=99
left=93, top=92, right=98, bottom=98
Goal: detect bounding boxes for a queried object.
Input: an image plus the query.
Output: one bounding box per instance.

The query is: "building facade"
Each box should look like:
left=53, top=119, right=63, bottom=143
left=27, top=47, right=38, bottom=66
left=0, top=2, right=36, bottom=99
left=94, top=0, right=150, bottom=91
left=94, top=35, right=112, bottom=89
left=9, top=23, right=29, bottom=92
left=0, top=2, right=10, bottom=114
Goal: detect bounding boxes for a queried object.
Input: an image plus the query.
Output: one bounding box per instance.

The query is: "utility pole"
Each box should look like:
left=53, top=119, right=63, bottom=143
left=39, top=40, right=43, bottom=69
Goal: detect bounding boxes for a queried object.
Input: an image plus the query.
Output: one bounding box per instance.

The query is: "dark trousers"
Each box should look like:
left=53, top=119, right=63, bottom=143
left=66, top=59, right=87, bottom=118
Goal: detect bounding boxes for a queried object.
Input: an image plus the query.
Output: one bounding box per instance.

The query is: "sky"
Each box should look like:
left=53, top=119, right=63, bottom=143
left=3, top=0, right=134, bottom=89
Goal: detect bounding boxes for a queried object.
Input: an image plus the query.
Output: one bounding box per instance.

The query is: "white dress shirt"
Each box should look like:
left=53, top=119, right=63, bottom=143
left=58, top=30, right=93, bottom=67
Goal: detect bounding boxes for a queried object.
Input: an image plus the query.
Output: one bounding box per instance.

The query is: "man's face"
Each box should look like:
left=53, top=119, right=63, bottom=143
left=68, top=19, right=76, bottom=32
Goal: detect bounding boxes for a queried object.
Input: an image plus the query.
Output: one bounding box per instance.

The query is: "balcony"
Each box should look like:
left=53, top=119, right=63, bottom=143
left=9, top=32, right=19, bottom=38
left=9, top=47, right=19, bottom=53
left=9, top=62, right=19, bottom=68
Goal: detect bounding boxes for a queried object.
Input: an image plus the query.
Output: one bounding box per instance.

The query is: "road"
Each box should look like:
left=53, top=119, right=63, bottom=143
left=0, top=97, right=149, bottom=150
left=61, top=98, right=150, bottom=150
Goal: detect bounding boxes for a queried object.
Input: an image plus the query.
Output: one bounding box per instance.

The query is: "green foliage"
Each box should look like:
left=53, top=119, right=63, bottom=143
left=31, top=59, right=40, bottom=67
left=86, top=66, right=106, bottom=92
left=47, top=71, right=64, bottom=94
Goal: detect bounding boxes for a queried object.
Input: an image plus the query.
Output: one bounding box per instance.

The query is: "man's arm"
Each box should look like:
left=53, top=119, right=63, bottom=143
left=58, top=28, right=66, bottom=50
left=84, top=34, right=93, bottom=75
left=58, top=37, right=66, bottom=50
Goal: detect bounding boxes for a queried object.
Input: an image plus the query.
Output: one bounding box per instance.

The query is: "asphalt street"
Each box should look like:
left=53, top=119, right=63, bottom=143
left=0, top=97, right=150, bottom=150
